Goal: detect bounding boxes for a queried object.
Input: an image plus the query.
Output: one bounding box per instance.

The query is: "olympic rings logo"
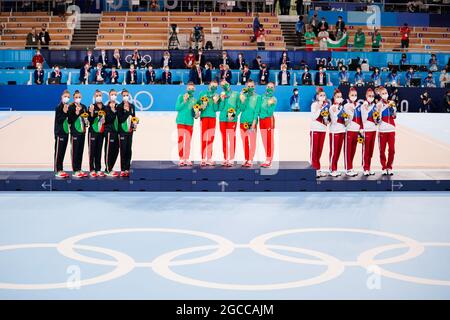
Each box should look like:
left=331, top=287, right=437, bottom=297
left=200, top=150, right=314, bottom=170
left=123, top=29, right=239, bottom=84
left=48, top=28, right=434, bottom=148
left=124, top=54, right=152, bottom=67
left=1, top=228, right=449, bottom=291
left=98, top=90, right=154, bottom=111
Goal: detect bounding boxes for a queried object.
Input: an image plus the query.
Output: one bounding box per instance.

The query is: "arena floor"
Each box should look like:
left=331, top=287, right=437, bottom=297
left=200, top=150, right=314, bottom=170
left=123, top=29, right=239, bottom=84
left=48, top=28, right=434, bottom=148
left=0, top=112, right=450, bottom=170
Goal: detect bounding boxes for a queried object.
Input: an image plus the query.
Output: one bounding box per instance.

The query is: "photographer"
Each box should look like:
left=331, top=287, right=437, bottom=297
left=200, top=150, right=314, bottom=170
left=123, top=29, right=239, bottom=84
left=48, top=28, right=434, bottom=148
left=190, top=24, right=205, bottom=50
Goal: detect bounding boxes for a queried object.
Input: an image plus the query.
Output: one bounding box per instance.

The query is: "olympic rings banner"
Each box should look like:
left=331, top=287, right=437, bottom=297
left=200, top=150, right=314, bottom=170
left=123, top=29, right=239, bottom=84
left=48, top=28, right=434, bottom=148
left=1, top=227, right=449, bottom=290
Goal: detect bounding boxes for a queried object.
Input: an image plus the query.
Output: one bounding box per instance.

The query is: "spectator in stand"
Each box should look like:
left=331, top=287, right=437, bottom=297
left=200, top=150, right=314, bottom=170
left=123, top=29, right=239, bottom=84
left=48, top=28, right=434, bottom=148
left=278, top=64, right=291, bottom=86
left=34, top=63, right=44, bottom=85
left=252, top=55, right=263, bottom=70
left=295, top=15, right=305, bottom=46
left=26, top=28, right=39, bottom=49
left=419, top=91, right=434, bottom=113
left=98, top=49, right=108, bottom=67
left=241, top=64, right=251, bottom=84
left=190, top=24, right=205, bottom=49
left=279, top=50, right=291, bottom=69
left=220, top=51, right=232, bottom=68
left=405, top=66, right=415, bottom=86
left=399, top=53, right=408, bottom=66
left=184, top=50, right=196, bottom=69
left=203, top=62, right=212, bottom=84
left=301, top=66, right=312, bottom=85
left=32, top=49, right=44, bottom=68
left=160, top=51, right=173, bottom=69
left=354, top=66, right=365, bottom=86
left=93, top=63, right=107, bottom=84
left=338, top=65, right=349, bottom=84
left=400, top=23, right=411, bottom=51
left=256, top=24, right=266, bottom=50
left=150, top=0, right=159, bottom=11
left=109, top=66, right=119, bottom=84
left=314, top=66, right=328, bottom=86
left=220, top=64, right=232, bottom=83
left=189, top=63, right=203, bottom=85
left=318, top=28, right=329, bottom=51
left=335, top=16, right=345, bottom=33
left=429, top=54, right=438, bottom=72
left=129, top=49, right=141, bottom=69
left=296, top=0, right=303, bottom=15
left=309, top=11, right=319, bottom=36
left=317, top=17, right=329, bottom=33
left=79, top=63, right=91, bottom=84
left=236, top=52, right=246, bottom=71
left=252, top=13, right=261, bottom=43
left=196, top=48, right=205, bottom=68
left=51, top=65, right=62, bottom=82
left=371, top=29, right=382, bottom=52
left=423, top=72, right=436, bottom=88
left=280, top=0, right=291, bottom=15
left=439, top=68, right=449, bottom=88
left=38, top=27, right=51, bottom=49
left=161, top=66, right=172, bottom=84
left=84, top=49, right=95, bottom=70
left=126, top=64, right=138, bottom=85
left=259, top=63, right=269, bottom=85
left=386, top=69, right=400, bottom=87
left=445, top=90, right=450, bottom=113
left=290, top=88, right=300, bottom=111
left=353, top=28, right=366, bottom=52
left=0, top=23, right=5, bottom=36
left=112, top=49, right=122, bottom=69
left=304, top=25, right=315, bottom=51
left=145, top=64, right=156, bottom=84
left=371, top=67, right=382, bottom=86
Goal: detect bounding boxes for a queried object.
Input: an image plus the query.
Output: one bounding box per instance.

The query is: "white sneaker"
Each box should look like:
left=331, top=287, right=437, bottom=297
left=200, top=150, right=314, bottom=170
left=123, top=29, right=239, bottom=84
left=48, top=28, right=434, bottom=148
left=346, top=170, right=358, bottom=177
left=369, top=171, right=376, bottom=175
left=319, top=171, right=328, bottom=177
left=363, top=170, right=370, bottom=176
left=316, top=170, right=321, bottom=178
left=330, top=171, right=341, bottom=177
left=387, top=169, right=394, bottom=176
left=382, top=169, right=388, bottom=175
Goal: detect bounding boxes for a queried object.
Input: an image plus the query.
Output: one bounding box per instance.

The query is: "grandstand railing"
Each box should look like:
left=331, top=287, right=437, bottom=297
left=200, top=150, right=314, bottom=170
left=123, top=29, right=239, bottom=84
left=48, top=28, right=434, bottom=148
left=308, top=1, right=450, bottom=14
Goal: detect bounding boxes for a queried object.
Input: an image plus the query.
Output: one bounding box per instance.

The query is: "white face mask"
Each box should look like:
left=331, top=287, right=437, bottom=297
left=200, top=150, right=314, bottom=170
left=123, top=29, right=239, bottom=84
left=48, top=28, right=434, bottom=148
left=62, top=97, right=70, bottom=104
left=335, top=97, right=343, bottom=104
left=349, top=96, right=357, bottom=102
left=367, top=97, right=375, bottom=103
left=55, top=69, right=59, bottom=72
left=382, top=93, right=389, bottom=100
left=122, top=96, right=129, bottom=102
left=318, top=96, right=326, bottom=102
left=75, top=98, right=81, bottom=104
left=110, top=95, right=117, bottom=102
left=95, top=96, right=102, bottom=103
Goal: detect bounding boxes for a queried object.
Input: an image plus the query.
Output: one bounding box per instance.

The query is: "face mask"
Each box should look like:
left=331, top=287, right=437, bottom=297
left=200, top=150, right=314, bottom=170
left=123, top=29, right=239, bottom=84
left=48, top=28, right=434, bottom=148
left=367, top=97, right=375, bottom=103
left=122, top=96, right=129, bottom=102
left=75, top=98, right=81, bottom=104
left=247, top=87, right=255, bottom=94
left=349, top=96, right=357, bottom=102
left=222, top=83, right=230, bottom=90
left=294, top=92, right=298, bottom=96
left=187, top=89, right=195, bottom=96
left=335, top=97, right=343, bottom=104
left=62, top=97, right=70, bottom=104
left=381, top=94, right=389, bottom=100
left=318, top=96, right=326, bottom=102
left=55, top=69, right=59, bottom=72
left=266, top=88, right=274, bottom=95
left=130, top=68, right=135, bottom=72
left=110, top=95, right=117, bottom=102
left=95, top=96, right=102, bottom=103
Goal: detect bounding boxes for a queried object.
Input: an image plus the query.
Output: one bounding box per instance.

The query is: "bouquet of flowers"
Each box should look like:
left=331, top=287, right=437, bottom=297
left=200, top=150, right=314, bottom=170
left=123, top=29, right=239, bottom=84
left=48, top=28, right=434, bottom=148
left=242, top=87, right=249, bottom=94
left=193, top=103, right=202, bottom=119
left=81, top=111, right=90, bottom=126
left=243, top=122, right=250, bottom=130
left=200, top=96, right=209, bottom=104
left=98, top=110, right=106, bottom=117
left=357, top=131, right=365, bottom=144
left=320, top=105, right=330, bottom=124
left=131, top=116, right=140, bottom=130
left=227, top=107, right=236, bottom=121
left=372, top=110, right=381, bottom=124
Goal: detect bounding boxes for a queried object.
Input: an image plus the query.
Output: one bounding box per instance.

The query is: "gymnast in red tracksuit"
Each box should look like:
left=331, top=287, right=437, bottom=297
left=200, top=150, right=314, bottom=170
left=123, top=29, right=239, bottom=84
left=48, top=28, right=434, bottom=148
left=310, top=88, right=330, bottom=177
left=361, top=88, right=380, bottom=176
left=343, top=87, right=363, bottom=177
left=328, top=89, right=347, bottom=177
left=377, top=86, right=396, bottom=175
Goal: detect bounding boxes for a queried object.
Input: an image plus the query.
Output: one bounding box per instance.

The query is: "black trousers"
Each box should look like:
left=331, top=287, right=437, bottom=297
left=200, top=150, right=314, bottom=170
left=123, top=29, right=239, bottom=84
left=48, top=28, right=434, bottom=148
left=104, top=131, right=120, bottom=172
left=54, top=135, right=69, bottom=172
left=88, top=131, right=104, bottom=172
left=70, top=133, right=85, bottom=172
left=119, top=133, right=133, bottom=171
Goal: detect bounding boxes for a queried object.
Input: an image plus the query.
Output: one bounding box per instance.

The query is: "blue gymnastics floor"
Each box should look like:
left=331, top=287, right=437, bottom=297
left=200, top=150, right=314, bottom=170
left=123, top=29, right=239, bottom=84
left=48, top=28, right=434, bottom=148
left=0, top=192, right=449, bottom=300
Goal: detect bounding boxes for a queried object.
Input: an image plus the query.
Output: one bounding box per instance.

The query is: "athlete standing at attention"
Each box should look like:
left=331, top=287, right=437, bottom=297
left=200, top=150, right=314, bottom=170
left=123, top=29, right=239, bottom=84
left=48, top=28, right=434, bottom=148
left=88, top=90, right=106, bottom=177
left=328, top=89, right=347, bottom=177
left=361, top=88, right=380, bottom=176
left=68, top=90, right=88, bottom=178
left=117, top=89, right=137, bottom=177
left=175, top=82, right=197, bottom=166
left=54, top=90, right=71, bottom=178
left=310, top=88, right=330, bottom=178
left=258, top=82, right=277, bottom=168
left=377, top=86, right=397, bottom=175
left=104, top=89, right=120, bottom=177
left=343, top=87, right=363, bottom=177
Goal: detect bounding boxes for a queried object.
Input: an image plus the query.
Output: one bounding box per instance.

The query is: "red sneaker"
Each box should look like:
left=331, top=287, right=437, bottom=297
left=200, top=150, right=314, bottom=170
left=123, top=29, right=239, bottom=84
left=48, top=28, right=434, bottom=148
left=120, top=171, right=127, bottom=177
left=89, top=171, right=98, bottom=178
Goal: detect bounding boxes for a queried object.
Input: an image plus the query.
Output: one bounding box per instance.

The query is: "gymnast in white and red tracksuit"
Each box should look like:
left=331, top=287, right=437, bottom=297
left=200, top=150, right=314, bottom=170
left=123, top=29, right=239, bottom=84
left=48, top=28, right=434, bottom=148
left=328, top=89, right=348, bottom=177
left=343, top=87, right=363, bottom=177
left=360, top=88, right=380, bottom=176
left=310, top=88, right=330, bottom=177
left=377, top=86, right=396, bottom=175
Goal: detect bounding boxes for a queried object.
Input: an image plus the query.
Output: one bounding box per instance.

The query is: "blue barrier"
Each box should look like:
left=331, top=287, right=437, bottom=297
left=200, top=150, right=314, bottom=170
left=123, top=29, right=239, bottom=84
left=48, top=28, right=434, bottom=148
left=0, top=50, right=49, bottom=69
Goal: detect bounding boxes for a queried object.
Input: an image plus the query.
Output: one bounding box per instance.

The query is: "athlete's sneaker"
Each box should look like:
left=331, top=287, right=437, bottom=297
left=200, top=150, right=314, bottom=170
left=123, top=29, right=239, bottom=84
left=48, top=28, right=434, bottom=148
left=369, top=171, right=376, bottom=175
left=245, top=161, right=253, bottom=167
left=105, top=171, right=119, bottom=177
left=200, top=160, right=207, bottom=166
left=345, top=170, right=358, bottom=177
left=226, top=160, right=234, bottom=167
left=124, top=170, right=130, bottom=177
left=178, top=160, right=186, bottom=167
left=260, top=161, right=272, bottom=168
left=241, top=160, right=248, bottom=167
left=319, top=171, right=328, bottom=177
left=90, top=171, right=98, bottom=178
left=97, top=171, right=106, bottom=177
left=81, top=171, right=88, bottom=178
left=387, top=169, right=394, bottom=176
left=330, top=171, right=341, bottom=177
left=73, top=171, right=84, bottom=178
left=222, top=160, right=229, bottom=167
left=206, top=160, right=215, bottom=166
left=55, top=171, right=68, bottom=178
left=119, top=171, right=127, bottom=177
left=363, top=170, right=370, bottom=176
left=185, top=160, right=193, bottom=166
left=316, top=170, right=322, bottom=178
left=382, top=169, right=388, bottom=176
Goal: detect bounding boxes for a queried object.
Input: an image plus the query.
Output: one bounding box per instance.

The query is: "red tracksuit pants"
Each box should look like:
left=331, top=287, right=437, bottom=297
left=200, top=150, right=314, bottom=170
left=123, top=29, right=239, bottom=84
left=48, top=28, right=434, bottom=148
left=379, top=131, right=395, bottom=170
left=240, top=124, right=257, bottom=162
left=259, top=116, right=275, bottom=161
left=344, top=131, right=359, bottom=171
left=310, top=130, right=326, bottom=170
left=220, top=121, right=236, bottom=160
left=329, top=132, right=345, bottom=172
left=200, top=117, right=216, bottom=160
left=362, top=131, right=377, bottom=171
left=177, top=124, right=193, bottom=160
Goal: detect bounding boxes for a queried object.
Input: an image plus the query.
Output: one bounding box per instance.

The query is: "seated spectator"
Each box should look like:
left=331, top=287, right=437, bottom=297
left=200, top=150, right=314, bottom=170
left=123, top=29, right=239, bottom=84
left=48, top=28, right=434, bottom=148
left=423, top=72, right=436, bottom=88
left=84, top=49, right=95, bottom=70
left=318, top=28, right=329, bottom=51
left=32, top=49, right=44, bottom=68
left=405, top=66, right=415, bottom=86
left=184, top=50, right=196, bottom=69
left=190, top=24, right=205, bottom=49
left=112, top=48, right=122, bottom=69
left=279, top=50, right=291, bottom=69
left=126, top=65, right=138, bottom=84
left=109, top=66, right=119, bottom=84
left=439, top=68, right=449, bottom=88
left=317, top=17, right=328, bottom=33
left=252, top=55, right=263, bottom=70
left=203, top=62, right=213, bottom=84
left=290, top=88, right=300, bottom=111
left=354, top=66, right=365, bottom=85
left=386, top=69, right=400, bottom=87
left=94, top=63, right=107, bottom=84
left=50, top=65, right=62, bottom=82
left=196, top=48, right=205, bottom=67
left=130, top=49, right=141, bottom=69
left=219, top=64, right=232, bottom=83
left=338, top=66, right=349, bottom=84
left=240, top=64, right=251, bottom=84
left=79, top=63, right=91, bottom=84
left=220, top=51, right=232, bottom=68
left=304, top=25, right=315, bottom=51
left=161, top=66, right=172, bottom=84
left=295, top=15, right=305, bottom=46
left=189, top=63, right=203, bottom=85
left=399, top=53, right=408, bottom=66
left=360, top=59, right=370, bottom=72
left=252, top=13, right=261, bottom=43
left=335, top=16, right=345, bottom=33
left=236, top=52, right=246, bottom=71
left=314, top=66, right=328, bottom=86
left=371, top=67, right=382, bottom=86
left=38, top=27, right=51, bottom=49
left=301, top=66, right=312, bottom=85
left=429, top=54, right=438, bottom=72
left=353, top=28, right=365, bottom=52
left=98, top=49, right=109, bottom=67
left=150, top=0, right=159, bottom=11
left=145, top=64, right=156, bottom=84
left=26, top=27, right=39, bottom=49
left=400, top=23, right=411, bottom=50
left=255, top=24, right=266, bottom=50
left=278, top=64, right=290, bottom=86
left=160, top=51, right=173, bottom=69
left=371, top=29, right=382, bottom=52
left=259, top=63, right=269, bottom=85
left=34, top=63, right=44, bottom=85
